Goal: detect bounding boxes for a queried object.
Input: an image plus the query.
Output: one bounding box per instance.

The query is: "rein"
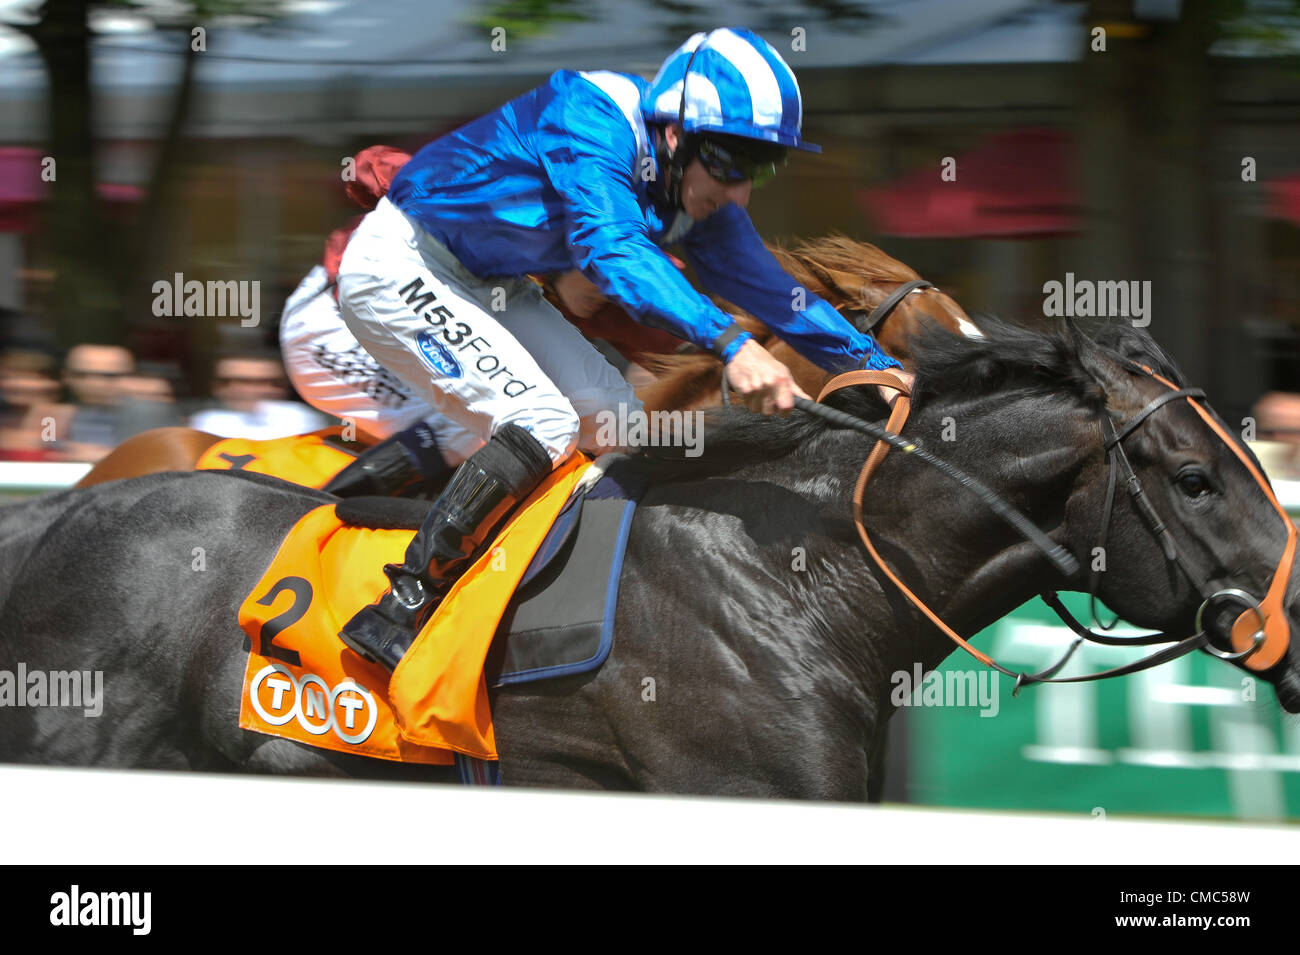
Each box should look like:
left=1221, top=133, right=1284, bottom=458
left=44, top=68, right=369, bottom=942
left=807, top=364, right=1296, bottom=692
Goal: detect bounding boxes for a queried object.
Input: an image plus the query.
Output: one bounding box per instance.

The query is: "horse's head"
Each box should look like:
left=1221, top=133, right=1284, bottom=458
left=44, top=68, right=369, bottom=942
left=1065, top=322, right=1300, bottom=709
left=887, top=318, right=1297, bottom=705
left=769, top=233, right=980, bottom=364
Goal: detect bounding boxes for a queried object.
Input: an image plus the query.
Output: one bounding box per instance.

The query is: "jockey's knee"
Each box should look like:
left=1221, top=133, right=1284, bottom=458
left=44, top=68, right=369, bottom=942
left=567, top=380, right=641, bottom=421
left=497, top=401, right=581, bottom=468
left=334, top=272, right=369, bottom=325
left=566, top=383, right=642, bottom=456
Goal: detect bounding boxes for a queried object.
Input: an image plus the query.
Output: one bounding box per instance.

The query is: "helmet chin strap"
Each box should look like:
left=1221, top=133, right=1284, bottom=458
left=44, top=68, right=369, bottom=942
left=656, top=126, right=697, bottom=213
left=660, top=31, right=712, bottom=214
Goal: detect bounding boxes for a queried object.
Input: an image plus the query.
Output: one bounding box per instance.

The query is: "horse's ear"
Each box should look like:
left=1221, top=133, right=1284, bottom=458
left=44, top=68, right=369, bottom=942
left=1071, top=322, right=1143, bottom=414
left=1064, top=317, right=1087, bottom=351
left=1092, top=321, right=1188, bottom=387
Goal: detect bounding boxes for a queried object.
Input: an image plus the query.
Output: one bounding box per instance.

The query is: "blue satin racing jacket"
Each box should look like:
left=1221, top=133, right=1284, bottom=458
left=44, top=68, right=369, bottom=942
left=387, top=69, right=900, bottom=372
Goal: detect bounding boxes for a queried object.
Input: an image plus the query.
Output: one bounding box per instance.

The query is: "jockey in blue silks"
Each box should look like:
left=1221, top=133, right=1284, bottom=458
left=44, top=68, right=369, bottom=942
left=333, top=27, right=906, bottom=670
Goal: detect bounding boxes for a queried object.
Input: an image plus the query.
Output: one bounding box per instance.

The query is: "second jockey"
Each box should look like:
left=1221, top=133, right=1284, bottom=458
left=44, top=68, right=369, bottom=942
left=336, top=27, right=905, bottom=671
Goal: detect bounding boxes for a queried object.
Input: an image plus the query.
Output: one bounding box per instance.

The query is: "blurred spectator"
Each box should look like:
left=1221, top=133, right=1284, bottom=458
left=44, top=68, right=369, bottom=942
left=189, top=352, right=329, bottom=439
left=37, top=344, right=186, bottom=462
left=120, top=374, right=174, bottom=403
left=0, top=347, right=61, bottom=460
left=49, top=343, right=136, bottom=462
left=1252, top=391, right=1300, bottom=481
left=117, top=361, right=184, bottom=438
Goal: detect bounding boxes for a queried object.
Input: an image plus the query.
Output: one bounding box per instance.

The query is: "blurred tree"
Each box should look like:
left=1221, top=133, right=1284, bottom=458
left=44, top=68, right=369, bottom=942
left=468, top=0, right=878, bottom=48
left=1217, top=0, right=1300, bottom=56
left=1077, top=0, right=1300, bottom=413
left=645, top=0, right=877, bottom=43
left=470, top=0, right=587, bottom=41
left=3, top=0, right=289, bottom=350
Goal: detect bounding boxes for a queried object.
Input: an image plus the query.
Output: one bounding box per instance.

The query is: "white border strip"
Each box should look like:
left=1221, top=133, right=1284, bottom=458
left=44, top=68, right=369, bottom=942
left=2, top=763, right=1297, bottom=864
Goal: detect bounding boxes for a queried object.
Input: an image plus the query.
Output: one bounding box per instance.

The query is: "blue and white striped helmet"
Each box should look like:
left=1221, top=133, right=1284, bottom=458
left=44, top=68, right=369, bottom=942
left=643, top=28, right=820, bottom=154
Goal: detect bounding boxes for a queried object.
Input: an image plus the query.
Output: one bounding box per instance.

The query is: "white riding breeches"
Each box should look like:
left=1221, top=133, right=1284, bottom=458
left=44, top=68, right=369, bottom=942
left=279, top=265, right=480, bottom=462
left=335, top=197, right=642, bottom=466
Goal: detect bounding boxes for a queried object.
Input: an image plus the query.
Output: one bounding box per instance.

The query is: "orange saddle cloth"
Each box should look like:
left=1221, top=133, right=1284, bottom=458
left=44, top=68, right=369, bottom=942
left=237, top=454, right=591, bottom=764
left=197, top=427, right=368, bottom=488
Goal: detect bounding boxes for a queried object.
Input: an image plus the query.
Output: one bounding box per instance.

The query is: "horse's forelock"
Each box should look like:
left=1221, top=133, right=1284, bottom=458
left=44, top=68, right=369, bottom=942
left=1090, top=321, right=1188, bottom=388
left=908, top=316, right=1105, bottom=413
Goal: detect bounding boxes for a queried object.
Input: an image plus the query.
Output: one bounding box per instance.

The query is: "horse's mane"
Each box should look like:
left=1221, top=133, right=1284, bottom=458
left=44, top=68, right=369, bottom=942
left=906, top=315, right=1105, bottom=409
left=1090, top=320, right=1187, bottom=387
left=768, top=232, right=921, bottom=309
left=633, top=316, right=1182, bottom=484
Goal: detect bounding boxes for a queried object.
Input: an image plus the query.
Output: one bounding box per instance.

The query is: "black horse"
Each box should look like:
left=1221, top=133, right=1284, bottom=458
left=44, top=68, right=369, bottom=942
left=1, top=319, right=1296, bottom=799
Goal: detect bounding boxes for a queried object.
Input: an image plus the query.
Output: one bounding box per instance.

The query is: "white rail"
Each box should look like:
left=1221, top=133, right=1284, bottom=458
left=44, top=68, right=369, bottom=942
left=0, top=460, right=92, bottom=493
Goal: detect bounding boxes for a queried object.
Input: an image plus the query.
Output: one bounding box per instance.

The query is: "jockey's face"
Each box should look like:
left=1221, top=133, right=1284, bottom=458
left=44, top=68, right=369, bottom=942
left=664, top=124, right=752, bottom=220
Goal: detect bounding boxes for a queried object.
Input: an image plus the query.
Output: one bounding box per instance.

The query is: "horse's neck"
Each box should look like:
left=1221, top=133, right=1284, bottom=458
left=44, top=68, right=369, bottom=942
left=635, top=359, right=723, bottom=413
left=827, top=398, right=1087, bottom=675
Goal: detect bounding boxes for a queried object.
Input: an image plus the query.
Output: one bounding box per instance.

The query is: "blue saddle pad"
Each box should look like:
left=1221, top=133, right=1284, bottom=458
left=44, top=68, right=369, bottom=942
left=485, top=464, right=640, bottom=686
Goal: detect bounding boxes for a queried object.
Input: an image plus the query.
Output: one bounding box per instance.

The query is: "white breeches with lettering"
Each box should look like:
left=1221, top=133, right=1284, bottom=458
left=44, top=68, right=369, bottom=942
left=335, top=197, right=641, bottom=466
left=280, top=265, right=462, bottom=446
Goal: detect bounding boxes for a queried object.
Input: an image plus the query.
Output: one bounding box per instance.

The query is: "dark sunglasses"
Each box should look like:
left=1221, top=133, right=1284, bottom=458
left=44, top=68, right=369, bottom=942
left=216, top=375, right=283, bottom=387
left=696, top=138, right=785, bottom=188
left=67, top=369, right=130, bottom=379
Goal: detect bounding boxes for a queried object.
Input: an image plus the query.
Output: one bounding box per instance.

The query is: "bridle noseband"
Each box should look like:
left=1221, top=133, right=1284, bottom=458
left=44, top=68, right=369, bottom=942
left=1037, top=361, right=1296, bottom=684
left=814, top=360, right=1296, bottom=691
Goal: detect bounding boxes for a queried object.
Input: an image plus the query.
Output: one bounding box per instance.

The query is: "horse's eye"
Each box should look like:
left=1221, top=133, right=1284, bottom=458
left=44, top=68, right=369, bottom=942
left=1176, top=470, right=1211, bottom=498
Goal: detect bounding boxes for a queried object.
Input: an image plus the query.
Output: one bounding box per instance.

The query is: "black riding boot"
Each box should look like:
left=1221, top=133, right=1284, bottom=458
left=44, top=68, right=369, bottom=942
left=323, top=420, right=449, bottom=498
left=338, top=424, right=553, bottom=671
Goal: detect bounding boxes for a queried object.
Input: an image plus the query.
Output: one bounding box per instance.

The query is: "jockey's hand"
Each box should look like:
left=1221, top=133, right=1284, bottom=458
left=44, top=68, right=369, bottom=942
left=877, top=370, right=915, bottom=409
left=552, top=269, right=609, bottom=319
left=725, top=339, right=809, bottom=415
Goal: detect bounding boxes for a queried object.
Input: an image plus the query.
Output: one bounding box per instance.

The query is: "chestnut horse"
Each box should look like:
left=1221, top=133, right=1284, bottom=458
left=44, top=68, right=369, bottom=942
left=76, top=235, right=977, bottom=488
left=636, top=233, right=978, bottom=412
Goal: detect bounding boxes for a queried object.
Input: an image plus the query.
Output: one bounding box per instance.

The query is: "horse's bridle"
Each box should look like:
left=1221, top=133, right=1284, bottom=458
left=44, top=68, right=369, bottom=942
left=849, top=279, right=934, bottom=336
left=814, top=362, right=1297, bottom=691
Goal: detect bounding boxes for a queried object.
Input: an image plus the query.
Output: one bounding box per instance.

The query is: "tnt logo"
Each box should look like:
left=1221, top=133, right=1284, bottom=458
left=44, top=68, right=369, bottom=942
left=248, top=664, right=378, bottom=744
